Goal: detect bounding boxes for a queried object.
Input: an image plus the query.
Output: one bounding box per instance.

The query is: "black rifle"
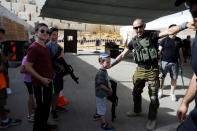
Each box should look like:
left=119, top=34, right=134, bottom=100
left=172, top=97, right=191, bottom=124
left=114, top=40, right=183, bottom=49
left=56, top=57, right=79, bottom=84
left=52, top=47, right=79, bottom=84
left=107, top=80, right=118, bottom=122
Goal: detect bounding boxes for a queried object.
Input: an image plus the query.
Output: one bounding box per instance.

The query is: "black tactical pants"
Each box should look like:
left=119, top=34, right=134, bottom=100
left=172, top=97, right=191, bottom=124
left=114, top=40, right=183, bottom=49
left=132, top=66, right=160, bottom=120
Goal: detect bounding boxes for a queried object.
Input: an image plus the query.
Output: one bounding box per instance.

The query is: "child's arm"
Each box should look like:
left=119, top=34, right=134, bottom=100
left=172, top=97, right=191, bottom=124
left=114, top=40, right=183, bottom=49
left=20, top=65, right=27, bottom=73
left=20, top=57, right=28, bottom=73
left=100, top=84, right=112, bottom=96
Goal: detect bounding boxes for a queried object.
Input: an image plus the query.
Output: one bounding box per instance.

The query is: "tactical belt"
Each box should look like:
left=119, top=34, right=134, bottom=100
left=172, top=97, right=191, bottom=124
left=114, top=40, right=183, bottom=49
left=138, top=64, right=158, bottom=69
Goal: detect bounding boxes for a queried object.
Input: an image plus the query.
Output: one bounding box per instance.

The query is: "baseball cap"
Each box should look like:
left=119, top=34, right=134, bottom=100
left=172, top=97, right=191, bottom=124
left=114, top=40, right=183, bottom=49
left=99, top=54, right=110, bottom=58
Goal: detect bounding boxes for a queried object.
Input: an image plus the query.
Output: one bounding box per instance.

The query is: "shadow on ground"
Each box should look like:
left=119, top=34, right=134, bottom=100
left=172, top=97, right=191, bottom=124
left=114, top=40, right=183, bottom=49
left=164, top=85, right=188, bottom=90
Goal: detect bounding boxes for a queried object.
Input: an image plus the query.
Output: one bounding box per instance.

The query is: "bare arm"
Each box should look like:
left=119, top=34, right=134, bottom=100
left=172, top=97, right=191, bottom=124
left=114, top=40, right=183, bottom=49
left=111, top=48, right=131, bottom=67
left=20, top=65, right=29, bottom=74
left=158, top=45, right=163, bottom=56
left=179, top=48, right=184, bottom=68
left=177, top=73, right=197, bottom=122
left=159, top=22, right=196, bottom=39
left=20, top=65, right=26, bottom=73
left=100, top=84, right=112, bottom=95
left=25, top=62, right=43, bottom=81
left=182, top=73, right=196, bottom=106
left=115, top=48, right=131, bottom=62
left=25, top=62, right=51, bottom=86
left=159, top=26, right=181, bottom=38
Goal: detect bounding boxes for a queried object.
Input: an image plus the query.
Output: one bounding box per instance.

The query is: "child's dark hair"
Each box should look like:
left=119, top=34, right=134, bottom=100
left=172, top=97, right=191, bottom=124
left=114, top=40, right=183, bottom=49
left=35, top=23, right=48, bottom=32
left=0, top=28, right=5, bottom=34
left=24, top=43, right=30, bottom=56
left=98, top=54, right=110, bottom=63
left=49, top=27, right=58, bottom=35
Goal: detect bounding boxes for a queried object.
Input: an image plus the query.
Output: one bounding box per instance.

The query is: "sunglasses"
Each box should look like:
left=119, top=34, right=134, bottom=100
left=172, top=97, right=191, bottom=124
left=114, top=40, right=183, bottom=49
left=133, top=25, right=144, bottom=30
left=39, top=29, right=50, bottom=34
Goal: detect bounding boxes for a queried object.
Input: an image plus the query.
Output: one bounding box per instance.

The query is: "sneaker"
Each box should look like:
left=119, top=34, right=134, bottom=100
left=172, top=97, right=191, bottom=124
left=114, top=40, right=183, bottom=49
left=101, top=123, right=113, bottom=131
left=56, top=106, right=68, bottom=112
left=145, top=119, right=157, bottom=131
left=171, top=94, right=177, bottom=101
left=126, top=111, right=141, bottom=117
left=0, top=118, right=22, bottom=128
left=158, top=91, right=163, bottom=99
left=51, top=110, right=59, bottom=121
left=27, top=114, right=34, bottom=122
left=6, top=88, right=12, bottom=95
left=93, top=114, right=101, bottom=121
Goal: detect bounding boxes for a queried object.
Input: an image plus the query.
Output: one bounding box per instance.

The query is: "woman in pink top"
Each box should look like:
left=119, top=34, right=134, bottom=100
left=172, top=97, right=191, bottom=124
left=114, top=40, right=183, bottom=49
left=20, top=44, right=36, bottom=122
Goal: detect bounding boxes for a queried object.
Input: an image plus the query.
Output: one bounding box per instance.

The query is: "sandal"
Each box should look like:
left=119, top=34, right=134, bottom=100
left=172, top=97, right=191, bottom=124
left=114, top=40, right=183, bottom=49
left=101, top=122, right=113, bottom=131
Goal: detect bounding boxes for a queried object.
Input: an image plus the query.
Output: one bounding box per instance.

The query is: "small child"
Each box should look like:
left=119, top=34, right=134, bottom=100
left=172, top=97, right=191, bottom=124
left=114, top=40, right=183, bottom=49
left=20, top=43, right=36, bottom=122
left=93, top=54, right=113, bottom=131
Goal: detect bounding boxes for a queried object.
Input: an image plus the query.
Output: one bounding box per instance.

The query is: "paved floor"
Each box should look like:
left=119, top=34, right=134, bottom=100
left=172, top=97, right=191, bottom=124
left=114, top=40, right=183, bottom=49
left=3, top=51, right=195, bottom=131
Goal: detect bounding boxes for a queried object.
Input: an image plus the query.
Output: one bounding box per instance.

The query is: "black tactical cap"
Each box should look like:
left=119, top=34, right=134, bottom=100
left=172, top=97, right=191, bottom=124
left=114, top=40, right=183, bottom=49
left=175, top=0, right=196, bottom=7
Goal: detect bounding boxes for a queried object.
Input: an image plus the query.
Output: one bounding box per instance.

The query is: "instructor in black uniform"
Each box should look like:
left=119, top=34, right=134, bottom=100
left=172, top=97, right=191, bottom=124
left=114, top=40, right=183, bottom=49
left=111, top=18, right=195, bottom=130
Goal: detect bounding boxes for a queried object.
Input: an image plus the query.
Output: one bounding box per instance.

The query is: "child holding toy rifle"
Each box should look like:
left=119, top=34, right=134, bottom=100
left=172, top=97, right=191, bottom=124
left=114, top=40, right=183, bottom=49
left=93, top=54, right=114, bottom=131
left=52, top=46, right=79, bottom=84
left=46, top=27, right=69, bottom=121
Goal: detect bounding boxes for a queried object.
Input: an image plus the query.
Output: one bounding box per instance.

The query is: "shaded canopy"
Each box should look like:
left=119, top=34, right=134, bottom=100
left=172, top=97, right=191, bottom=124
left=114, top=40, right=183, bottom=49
left=40, top=0, right=185, bottom=25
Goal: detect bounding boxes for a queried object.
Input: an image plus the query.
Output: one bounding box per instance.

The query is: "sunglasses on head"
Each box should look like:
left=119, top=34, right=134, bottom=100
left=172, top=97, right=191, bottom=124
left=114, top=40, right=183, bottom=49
left=39, top=29, right=50, bottom=34
left=133, top=25, right=143, bottom=30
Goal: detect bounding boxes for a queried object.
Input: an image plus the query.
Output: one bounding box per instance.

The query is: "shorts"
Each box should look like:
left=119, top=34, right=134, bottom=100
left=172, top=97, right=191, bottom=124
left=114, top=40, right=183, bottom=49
left=96, top=96, right=106, bottom=116
left=53, top=72, right=63, bottom=94
left=24, top=82, right=33, bottom=95
left=0, top=88, right=7, bottom=106
left=161, top=61, right=178, bottom=80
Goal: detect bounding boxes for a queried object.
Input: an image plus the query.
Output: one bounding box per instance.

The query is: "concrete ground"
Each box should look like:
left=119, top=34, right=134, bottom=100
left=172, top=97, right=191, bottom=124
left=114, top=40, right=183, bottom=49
left=3, top=50, right=195, bottom=131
